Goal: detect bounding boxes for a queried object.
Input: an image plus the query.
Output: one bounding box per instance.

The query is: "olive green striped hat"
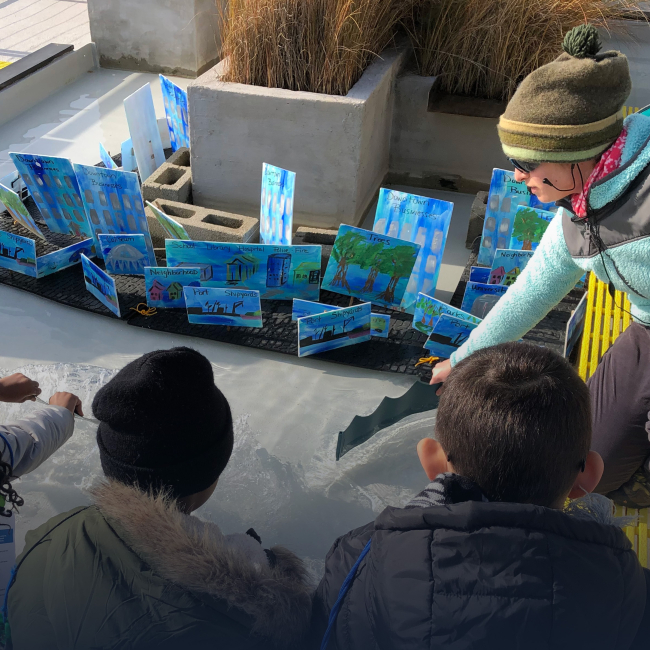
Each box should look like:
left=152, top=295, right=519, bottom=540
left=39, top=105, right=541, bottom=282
left=498, top=25, right=631, bottom=164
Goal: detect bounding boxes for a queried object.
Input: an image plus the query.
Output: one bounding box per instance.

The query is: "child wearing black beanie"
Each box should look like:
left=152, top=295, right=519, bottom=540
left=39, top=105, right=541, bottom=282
left=6, top=348, right=312, bottom=650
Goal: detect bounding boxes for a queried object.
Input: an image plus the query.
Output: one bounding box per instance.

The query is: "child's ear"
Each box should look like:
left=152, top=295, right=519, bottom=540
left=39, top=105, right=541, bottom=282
left=568, top=450, right=604, bottom=498
left=417, top=438, right=450, bottom=481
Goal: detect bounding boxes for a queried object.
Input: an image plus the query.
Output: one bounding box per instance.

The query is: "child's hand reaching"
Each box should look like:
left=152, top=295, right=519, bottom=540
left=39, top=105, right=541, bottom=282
left=0, top=373, right=42, bottom=403
left=430, top=359, right=452, bottom=395
left=49, top=393, right=84, bottom=417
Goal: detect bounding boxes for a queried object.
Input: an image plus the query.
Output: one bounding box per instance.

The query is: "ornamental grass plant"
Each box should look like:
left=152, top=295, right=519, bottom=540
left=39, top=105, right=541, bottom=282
left=407, top=0, right=643, bottom=101
left=218, top=0, right=411, bottom=96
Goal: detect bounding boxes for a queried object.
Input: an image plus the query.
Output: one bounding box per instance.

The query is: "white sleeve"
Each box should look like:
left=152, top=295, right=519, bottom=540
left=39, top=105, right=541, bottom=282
left=0, top=405, right=75, bottom=477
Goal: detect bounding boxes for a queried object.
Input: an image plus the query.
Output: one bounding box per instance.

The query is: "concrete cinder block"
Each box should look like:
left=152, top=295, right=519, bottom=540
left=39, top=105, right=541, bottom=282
left=466, top=191, right=488, bottom=250
left=87, top=0, right=224, bottom=78
left=189, top=47, right=408, bottom=230
left=166, top=147, right=190, bottom=167
left=142, top=162, right=193, bottom=204
left=145, top=198, right=259, bottom=247
left=293, top=226, right=338, bottom=273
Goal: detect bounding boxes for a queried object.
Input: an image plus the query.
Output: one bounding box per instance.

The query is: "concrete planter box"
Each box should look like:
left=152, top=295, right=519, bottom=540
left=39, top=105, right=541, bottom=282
left=88, top=0, right=223, bottom=77
left=389, top=72, right=506, bottom=193
left=189, top=47, right=408, bottom=229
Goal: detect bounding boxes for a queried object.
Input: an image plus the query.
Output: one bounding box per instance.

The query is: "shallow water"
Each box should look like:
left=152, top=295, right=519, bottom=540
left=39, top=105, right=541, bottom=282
left=0, top=285, right=436, bottom=576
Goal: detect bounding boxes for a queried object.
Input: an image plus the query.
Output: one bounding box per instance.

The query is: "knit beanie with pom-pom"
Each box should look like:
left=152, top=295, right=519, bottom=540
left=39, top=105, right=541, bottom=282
left=498, top=24, right=631, bottom=164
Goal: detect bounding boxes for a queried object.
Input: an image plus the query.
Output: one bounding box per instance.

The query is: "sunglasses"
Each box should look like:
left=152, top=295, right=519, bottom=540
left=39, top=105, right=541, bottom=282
left=508, top=158, right=540, bottom=174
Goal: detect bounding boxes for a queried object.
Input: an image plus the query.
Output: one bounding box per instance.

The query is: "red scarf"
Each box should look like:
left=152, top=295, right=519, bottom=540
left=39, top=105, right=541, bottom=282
left=571, top=129, right=627, bottom=219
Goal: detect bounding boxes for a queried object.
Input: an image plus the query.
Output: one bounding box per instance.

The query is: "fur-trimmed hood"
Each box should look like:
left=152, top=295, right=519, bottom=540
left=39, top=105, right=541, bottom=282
left=91, top=481, right=313, bottom=648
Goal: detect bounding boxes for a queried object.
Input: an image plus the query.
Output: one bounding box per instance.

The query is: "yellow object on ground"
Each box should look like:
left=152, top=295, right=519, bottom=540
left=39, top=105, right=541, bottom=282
left=0, top=61, right=11, bottom=70
left=577, top=274, right=647, bottom=567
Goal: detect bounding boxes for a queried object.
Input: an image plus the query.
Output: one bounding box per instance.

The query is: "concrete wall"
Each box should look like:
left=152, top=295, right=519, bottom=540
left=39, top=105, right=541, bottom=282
left=389, top=73, right=505, bottom=192
left=189, top=48, right=408, bottom=229
left=88, top=0, right=223, bottom=78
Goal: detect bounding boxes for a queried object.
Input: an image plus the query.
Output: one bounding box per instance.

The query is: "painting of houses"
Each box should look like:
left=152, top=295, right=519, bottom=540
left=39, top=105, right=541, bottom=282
left=504, top=267, right=520, bottom=286
left=167, top=282, right=185, bottom=301
left=145, top=267, right=201, bottom=309
left=148, top=279, right=166, bottom=302
left=227, top=254, right=259, bottom=282
left=489, top=266, right=505, bottom=285
left=292, top=261, right=320, bottom=285
left=490, top=249, right=534, bottom=286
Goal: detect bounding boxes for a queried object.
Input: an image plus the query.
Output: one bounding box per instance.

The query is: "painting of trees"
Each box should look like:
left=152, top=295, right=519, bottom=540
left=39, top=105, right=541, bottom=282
left=329, top=229, right=365, bottom=292
left=511, top=207, right=551, bottom=250
left=376, top=246, right=419, bottom=304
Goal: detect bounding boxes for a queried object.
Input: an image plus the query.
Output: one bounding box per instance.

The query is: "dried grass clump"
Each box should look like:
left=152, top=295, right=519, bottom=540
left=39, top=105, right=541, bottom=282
left=219, top=0, right=412, bottom=96
left=407, top=0, right=643, bottom=101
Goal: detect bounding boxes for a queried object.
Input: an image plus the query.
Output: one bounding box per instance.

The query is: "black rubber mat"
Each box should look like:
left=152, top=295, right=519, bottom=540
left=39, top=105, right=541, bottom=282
left=0, top=204, right=583, bottom=378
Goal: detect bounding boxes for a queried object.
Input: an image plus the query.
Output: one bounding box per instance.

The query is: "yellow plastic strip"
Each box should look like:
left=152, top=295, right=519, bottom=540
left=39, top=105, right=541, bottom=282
left=578, top=274, right=598, bottom=380
left=0, top=61, right=10, bottom=70
left=639, top=510, right=648, bottom=569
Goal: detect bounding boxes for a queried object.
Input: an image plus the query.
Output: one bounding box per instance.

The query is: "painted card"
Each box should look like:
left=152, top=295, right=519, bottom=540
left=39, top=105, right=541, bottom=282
left=489, top=249, right=534, bottom=286
left=99, top=143, right=118, bottom=170
left=9, top=153, right=93, bottom=239
left=184, top=287, right=263, bottom=327
left=260, top=163, right=295, bottom=246
left=123, top=83, right=166, bottom=181
left=292, top=299, right=338, bottom=321
left=321, top=225, right=420, bottom=310
left=413, top=292, right=481, bottom=336
left=36, top=238, right=94, bottom=278
left=461, top=281, right=508, bottom=319
left=0, top=183, right=45, bottom=240
left=145, top=267, right=201, bottom=309
left=165, top=240, right=321, bottom=300
left=564, top=292, right=589, bottom=358
left=424, top=315, right=478, bottom=358
left=373, top=189, right=453, bottom=313
left=477, top=169, right=556, bottom=266
left=0, top=230, right=37, bottom=277
left=146, top=201, right=190, bottom=240
left=469, top=266, right=490, bottom=284
left=81, top=254, right=120, bottom=317
left=509, top=206, right=555, bottom=251
left=99, top=234, right=154, bottom=275
left=121, top=139, right=137, bottom=173
left=74, top=164, right=155, bottom=261
left=297, top=302, right=371, bottom=358
left=160, top=75, right=189, bottom=151
left=371, top=313, right=390, bottom=338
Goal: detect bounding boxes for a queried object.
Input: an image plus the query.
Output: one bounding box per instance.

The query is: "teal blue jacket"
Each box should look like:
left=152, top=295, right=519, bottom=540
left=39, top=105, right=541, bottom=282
left=452, top=113, right=650, bottom=365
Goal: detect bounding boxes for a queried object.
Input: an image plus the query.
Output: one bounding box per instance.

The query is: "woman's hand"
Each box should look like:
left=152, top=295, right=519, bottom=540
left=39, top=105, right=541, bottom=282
left=0, top=373, right=41, bottom=403
left=430, top=359, right=452, bottom=395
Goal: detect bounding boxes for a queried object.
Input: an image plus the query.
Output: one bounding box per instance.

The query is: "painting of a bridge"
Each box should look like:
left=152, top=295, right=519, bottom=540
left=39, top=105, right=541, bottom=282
left=184, top=287, right=263, bottom=327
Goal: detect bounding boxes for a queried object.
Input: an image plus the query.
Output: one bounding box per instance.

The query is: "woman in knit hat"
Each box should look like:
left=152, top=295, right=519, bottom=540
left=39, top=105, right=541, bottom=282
left=431, top=24, right=650, bottom=507
left=5, top=347, right=312, bottom=650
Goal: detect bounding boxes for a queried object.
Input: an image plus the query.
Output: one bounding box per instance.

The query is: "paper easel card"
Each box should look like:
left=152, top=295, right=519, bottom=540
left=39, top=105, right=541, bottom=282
left=145, top=267, right=201, bottom=309
left=99, top=234, right=155, bottom=275
left=260, top=163, right=295, bottom=246
left=0, top=183, right=46, bottom=240
left=146, top=201, right=190, bottom=240
left=184, top=287, right=263, bottom=327
left=489, top=249, right=534, bottom=286
left=291, top=299, right=339, bottom=321
left=81, top=254, right=121, bottom=317
left=412, top=292, right=481, bottom=336
left=160, top=75, right=189, bottom=151
left=370, top=313, right=390, bottom=338
left=509, top=206, right=555, bottom=251
left=424, top=315, right=478, bottom=358
left=461, top=282, right=508, bottom=319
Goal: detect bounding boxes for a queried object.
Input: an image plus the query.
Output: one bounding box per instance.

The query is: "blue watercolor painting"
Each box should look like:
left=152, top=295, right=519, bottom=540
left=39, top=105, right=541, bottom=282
left=81, top=254, right=120, bottom=317
left=489, top=249, right=535, bottom=285
left=74, top=164, right=155, bottom=261
left=0, top=230, right=37, bottom=277
left=564, top=292, right=589, bottom=358
left=9, top=153, right=93, bottom=239
left=461, top=281, right=508, bottom=319
left=412, top=292, right=481, bottom=336
left=373, top=188, right=453, bottom=313
left=0, top=183, right=45, bottom=240
left=146, top=201, right=190, bottom=240
left=123, top=83, right=166, bottom=181
left=291, top=299, right=338, bottom=321
left=371, top=313, right=390, bottom=338
left=509, top=206, right=555, bottom=251
left=321, top=225, right=420, bottom=310
left=297, top=302, right=371, bottom=358
left=160, top=75, right=189, bottom=152
left=36, top=238, right=94, bottom=278
left=478, top=169, right=556, bottom=266
left=424, top=315, right=479, bottom=358
left=145, top=267, right=201, bottom=309
left=99, top=143, right=118, bottom=170
left=184, top=287, right=263, bottom=327
left=469, top=266, right=490, bottom=284
left=260, top=164, right=295, bottom=246
left=99, top=233, right=154, bottom=275
left=121, top=139, right=137, bottom=173
left=165, top=240, right=321, bottom=300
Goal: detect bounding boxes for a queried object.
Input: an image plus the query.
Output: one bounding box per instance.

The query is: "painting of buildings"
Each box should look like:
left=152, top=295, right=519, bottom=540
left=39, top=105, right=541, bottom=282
left=184, top=287, right=263, bottom=327
left=81, top=254, right=120, bottom=317
left=504, top=267, right=520, bottom=286
left=477, top=169, right=556, bottom=266
left=165, top=240, right=321, bottom=300
left=489, top=266, right=505, bottom=285
left=489, top=249, right=534, bottom=286
left=373, top=189, right=453, bottom=313
left=461, top=282, right=508, bottom=318
left=260, top=163, right=295, bottom=246
left=160, top=75, right=189, bottom=152
left=298, top=303, right=371, bottom=357
left=321, top=225, right=420, bottom=310
left=145, top=267, right=201, bottom=309
left=412, top=292, right=481, bottom=336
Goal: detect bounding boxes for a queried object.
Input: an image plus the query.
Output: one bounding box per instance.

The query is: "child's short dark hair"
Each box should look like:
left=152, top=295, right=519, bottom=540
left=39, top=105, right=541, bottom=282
left=436, top=343, right=591, bottom=507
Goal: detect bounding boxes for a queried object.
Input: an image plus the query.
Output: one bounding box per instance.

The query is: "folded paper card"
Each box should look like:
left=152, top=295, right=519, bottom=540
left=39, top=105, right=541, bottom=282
left=260, top=163, right=295, bottom=246
left=160, top=75, right=189, bottom=152
left=489, top=249, right=535, bottom=286
left=145, top=267, right=201, bottom=309
left=370, top=314, right=390, bottom=338
left=99, top=234, right=155, bottom=275
left=469, top=266, right=490, bottom=284
left=461, top=282, right=508, bottom=319
left=297, top=302, right=371, bottom=357
left=292, top=299, right=338, bottom=321
left=509, top=206, right=555, bottom=251
left=146, top=201, right=190, bottom=240
left=424, top=315, right=478, bottom=358
left=413, top=292, right=481, bottom=336
left=184, top=287, right=263, bottom=327
left=99, top=143, right=118, bottom=170
left=0, top=183, right=45, bottom=240
left=81, top=254, right=121, bottom=317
